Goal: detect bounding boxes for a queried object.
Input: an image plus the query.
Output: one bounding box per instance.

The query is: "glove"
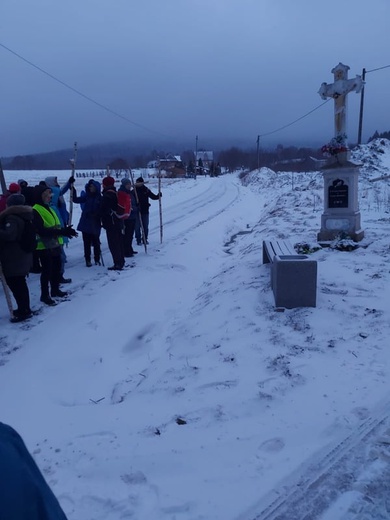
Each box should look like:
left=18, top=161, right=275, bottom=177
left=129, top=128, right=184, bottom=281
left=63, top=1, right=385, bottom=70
left=68, top=176, right=76, bottom=184
left=60, top=225, right=78, bottom=238
left=158, top=192, right=162, bottom=197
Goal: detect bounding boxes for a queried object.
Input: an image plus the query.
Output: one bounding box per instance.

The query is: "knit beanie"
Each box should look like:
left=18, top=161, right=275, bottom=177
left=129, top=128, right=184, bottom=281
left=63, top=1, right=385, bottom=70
left=136, top=177, right=144, bottom=183
left=7, top=194, right=25, bottom=206
left=8, top=183, right=21, bottom=194
left=121, top=178, right=131, bottom=187
left=102, top=176, right=115, bottom=187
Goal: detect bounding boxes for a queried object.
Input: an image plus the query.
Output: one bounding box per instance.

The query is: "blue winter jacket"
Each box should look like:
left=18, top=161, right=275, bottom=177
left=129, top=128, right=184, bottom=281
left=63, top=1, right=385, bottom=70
left=74, top=180, right=102, bottom=236
left=0, top=422, right=68, bottom=519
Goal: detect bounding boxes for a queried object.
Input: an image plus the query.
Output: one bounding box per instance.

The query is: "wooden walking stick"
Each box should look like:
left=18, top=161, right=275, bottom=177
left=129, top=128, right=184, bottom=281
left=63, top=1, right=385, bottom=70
left=68, top=141, right=77, bottom=225
left=0, top=261, right=14, bottom=320
left=158, top=163, right=163, bottom=244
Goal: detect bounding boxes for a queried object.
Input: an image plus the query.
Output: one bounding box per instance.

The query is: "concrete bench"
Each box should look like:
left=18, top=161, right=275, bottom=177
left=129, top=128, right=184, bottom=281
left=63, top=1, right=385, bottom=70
left=262, top=240, right=317, bottom=308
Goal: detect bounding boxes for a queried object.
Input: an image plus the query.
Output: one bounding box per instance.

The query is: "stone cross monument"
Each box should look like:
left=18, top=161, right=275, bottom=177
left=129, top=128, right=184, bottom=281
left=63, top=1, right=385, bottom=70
left=317, top=63, right=365, bottom=242
left=318, top=63, right=363, bottom=160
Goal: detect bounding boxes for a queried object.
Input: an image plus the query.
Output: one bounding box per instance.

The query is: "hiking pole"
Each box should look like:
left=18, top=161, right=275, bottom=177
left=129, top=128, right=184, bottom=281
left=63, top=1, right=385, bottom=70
left=0, top=261, right=13, bottom=319
left=128, top=168, right=147, bottom=254
left=68, top=141, right=77, bottom=225
left=158, top=163, right=163, bottom=244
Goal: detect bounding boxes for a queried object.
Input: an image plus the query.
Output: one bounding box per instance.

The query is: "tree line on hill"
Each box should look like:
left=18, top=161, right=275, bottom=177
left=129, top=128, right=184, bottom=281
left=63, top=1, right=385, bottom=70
left=1, top=141, right=330, bottom=173
left=368, top=130, right=390, bottom=142
left=11, top=134, right=390, bottom=173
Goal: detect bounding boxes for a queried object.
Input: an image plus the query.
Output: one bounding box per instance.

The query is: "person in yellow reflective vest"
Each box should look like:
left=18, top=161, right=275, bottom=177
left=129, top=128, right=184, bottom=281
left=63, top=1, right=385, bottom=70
left=32, top=185, right=77, bottom=306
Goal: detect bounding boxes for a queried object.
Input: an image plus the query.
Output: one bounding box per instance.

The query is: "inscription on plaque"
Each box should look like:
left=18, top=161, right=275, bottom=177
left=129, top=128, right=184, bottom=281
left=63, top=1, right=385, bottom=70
left=328, top=179, right=348, bottom=208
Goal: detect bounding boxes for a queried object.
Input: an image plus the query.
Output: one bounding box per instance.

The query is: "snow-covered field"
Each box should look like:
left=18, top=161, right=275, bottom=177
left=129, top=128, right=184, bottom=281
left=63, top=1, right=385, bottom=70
left=1, top=139, right=390, bottom=519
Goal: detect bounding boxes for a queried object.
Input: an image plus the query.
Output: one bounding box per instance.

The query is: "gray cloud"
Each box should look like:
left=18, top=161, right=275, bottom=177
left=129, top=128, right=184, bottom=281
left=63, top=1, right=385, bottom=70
left=1, top=0, right=389, bottom=156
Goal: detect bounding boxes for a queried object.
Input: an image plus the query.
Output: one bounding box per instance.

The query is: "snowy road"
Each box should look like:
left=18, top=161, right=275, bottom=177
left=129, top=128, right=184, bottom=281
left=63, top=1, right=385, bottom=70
left=1, top=164, right=390, bottom=520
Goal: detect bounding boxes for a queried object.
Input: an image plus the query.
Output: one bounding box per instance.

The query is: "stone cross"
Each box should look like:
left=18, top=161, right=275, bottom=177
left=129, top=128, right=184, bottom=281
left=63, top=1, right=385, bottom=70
left=318, top=63, right=364, bottom=145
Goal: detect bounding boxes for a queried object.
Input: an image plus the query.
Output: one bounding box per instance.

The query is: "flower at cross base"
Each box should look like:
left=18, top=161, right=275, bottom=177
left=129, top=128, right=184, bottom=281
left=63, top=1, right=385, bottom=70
left=321, top=134, right=348, bottom=157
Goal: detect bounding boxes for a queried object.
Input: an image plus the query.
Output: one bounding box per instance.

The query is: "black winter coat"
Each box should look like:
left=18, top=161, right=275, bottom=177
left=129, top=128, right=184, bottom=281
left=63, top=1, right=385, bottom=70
left=0, top=205, right=33, bottom=277
left=134, top=184, right=159, bottom=214
left=101, top=187, right=121, bottom=229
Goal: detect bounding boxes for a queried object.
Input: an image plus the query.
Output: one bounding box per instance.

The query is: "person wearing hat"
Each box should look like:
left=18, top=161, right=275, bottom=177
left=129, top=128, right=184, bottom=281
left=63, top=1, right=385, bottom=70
left=118, top=178, right=138, bottom=257
left=72, top=179, right=102, bottom=266
left=32, top=185, right=77, bottom=306
left=101, top=176, right=125, bottom=270
left=0, top=182, right=22, bottom=213
left=133, top=177, right=161, bottom=245
left=0, top=194, right=34, bottom=322
left=18, top=179, right=35, bottom=206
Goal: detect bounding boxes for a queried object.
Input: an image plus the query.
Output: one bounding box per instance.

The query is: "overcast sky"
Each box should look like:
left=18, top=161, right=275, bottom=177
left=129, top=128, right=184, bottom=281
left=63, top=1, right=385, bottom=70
left=1, top=0, right=390, bottom=156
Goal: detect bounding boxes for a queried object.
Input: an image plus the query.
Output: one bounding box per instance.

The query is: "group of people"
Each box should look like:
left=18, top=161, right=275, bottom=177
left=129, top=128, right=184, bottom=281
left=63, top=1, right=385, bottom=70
left=0, top=175, right=161, bottom=323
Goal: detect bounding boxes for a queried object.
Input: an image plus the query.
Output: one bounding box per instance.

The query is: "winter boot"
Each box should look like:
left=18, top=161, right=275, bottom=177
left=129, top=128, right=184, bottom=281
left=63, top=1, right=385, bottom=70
left=51, top=289, right=68, bottom=298
left=40, top=295, right=57, bottom=306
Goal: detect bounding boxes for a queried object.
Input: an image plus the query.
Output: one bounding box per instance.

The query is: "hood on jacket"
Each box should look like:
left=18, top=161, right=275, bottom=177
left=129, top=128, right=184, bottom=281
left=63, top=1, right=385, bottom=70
left=44, top=176, right=58, bottom=188
left=0, top=204, right=33, bottom=224
left=33, top=184, right=52, bottom=205
left=85, top=179, right=101, bottom=194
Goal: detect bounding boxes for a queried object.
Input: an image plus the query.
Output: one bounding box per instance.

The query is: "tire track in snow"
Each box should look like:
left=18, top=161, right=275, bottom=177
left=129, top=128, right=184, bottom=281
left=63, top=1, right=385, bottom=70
left=239, top=402, right=390, bottom=520
left=148, top=177, right=241, bottom=243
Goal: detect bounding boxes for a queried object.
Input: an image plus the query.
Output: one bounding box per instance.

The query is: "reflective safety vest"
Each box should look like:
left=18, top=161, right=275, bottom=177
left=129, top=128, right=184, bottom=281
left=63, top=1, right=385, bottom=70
left=33, top=204, right=64, bottom=250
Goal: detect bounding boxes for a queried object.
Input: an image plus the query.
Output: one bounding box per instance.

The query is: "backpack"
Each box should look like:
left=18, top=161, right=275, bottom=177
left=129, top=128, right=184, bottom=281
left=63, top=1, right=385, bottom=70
left=115, top=190, right=131, bottom=219
left=19, top=218, right=38, bottom=253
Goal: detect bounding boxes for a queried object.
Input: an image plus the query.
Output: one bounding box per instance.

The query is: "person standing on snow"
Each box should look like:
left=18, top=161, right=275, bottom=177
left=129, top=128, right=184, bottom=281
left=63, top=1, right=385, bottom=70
left=32, top=185, right=77, bottom=306
left=0, top=194, right=34, bottom=322
left=0, top=182, right=21, bottom=213
left=72, top=179, right=102, bottom=267
left=44, top=175, right=74, bottom=284
left=133, top=177, right=161, bottom=245
left=118, top=178, right=138, bottom=257
left=101, top=176, right=125, bottom=270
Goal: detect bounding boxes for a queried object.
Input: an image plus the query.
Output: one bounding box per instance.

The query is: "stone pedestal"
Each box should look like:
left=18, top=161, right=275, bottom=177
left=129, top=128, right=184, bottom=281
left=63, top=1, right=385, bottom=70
left=317, top=160, right=364, bottom=242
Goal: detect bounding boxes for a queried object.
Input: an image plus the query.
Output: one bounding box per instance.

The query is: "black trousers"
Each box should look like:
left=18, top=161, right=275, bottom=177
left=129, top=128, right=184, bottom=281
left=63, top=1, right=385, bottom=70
left=5, top=275, right=31, bottom=314
left=38, top=247, right=62, bottom=297
left=82, top=232, right=101, bottom=262
left=105, top=222, right=125, bottom=268
left=123, top=219, right=136, bottom=256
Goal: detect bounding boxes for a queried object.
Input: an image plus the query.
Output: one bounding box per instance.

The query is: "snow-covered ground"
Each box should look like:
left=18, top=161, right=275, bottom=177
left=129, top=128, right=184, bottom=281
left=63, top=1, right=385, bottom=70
left=1, top=140, right=390, bottom=519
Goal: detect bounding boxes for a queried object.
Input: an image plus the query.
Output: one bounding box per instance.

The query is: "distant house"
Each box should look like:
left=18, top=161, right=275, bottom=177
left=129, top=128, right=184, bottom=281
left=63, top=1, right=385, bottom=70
left=147, top=160, right=159, bottom=168
left=195, top=151, right=214, bottom=170
left=158, top=153, right=186, bottom=177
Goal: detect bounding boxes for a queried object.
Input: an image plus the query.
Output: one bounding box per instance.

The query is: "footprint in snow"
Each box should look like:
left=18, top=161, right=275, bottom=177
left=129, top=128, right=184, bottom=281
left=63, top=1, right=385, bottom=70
left=259, top=437, right=285, bottom=453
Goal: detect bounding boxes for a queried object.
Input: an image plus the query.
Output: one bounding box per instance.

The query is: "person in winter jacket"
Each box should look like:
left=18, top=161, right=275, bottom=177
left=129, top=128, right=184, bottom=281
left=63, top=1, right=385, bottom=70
left=18, top=179, right=35, bottom=206
left=44, top=176, right=74, bottom=283
left=0, top=182, right=21, bottom=213
left=32, top=185, right=77, bottom=306
left=0, top=421, right=68, bottom=519
left=118, top=178, right=138, bottom=257
left=133, top=177, right=161, bottom=245
left=0, top=194, right=33, bottom=322
left=72, top=179, right=102, bottom=266
left=101, top=176, right=125, bottom=270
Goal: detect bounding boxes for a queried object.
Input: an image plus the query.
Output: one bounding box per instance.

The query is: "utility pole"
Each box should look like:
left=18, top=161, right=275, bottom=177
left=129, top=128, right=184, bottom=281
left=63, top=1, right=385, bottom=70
left=195, top=135, right=198, bottom=174
left=357, top=67, right=366, bottom=145
left=256, top=135, right=260, bottom=170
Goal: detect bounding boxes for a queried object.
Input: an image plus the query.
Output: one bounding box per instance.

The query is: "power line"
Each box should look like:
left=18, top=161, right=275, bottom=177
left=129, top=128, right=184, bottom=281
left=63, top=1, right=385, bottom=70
left=366, top=64, right=390, bottom=74
left=259, top=99, right=330, bottom=138
left=0, top=42, right=171, bottom=139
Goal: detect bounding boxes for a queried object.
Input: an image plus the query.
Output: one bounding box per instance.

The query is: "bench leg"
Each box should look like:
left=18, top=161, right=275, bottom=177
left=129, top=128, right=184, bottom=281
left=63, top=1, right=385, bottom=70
left=272, top=260, right=317, bottom=308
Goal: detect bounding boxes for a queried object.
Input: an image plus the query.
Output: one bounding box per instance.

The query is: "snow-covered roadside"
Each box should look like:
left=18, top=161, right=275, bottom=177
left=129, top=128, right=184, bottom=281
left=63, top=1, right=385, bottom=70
left=0, top=147, right=390, bottom=519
